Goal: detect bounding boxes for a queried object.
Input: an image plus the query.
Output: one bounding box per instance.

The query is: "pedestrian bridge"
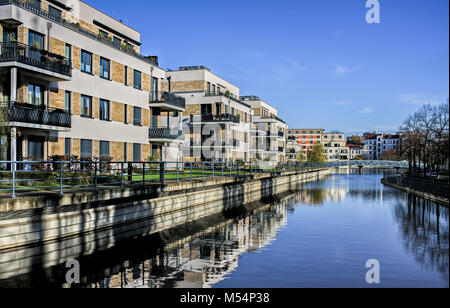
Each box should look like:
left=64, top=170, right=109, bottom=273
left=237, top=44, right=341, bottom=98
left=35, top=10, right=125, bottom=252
left=328, top=160, right=408, bottom=169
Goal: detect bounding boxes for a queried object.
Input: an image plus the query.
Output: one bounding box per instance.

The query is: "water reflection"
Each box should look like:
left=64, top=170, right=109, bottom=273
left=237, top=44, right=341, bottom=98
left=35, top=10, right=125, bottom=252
left=393, top=194, right=449, bottom=284
left=0, top=172, right=448, bottom=288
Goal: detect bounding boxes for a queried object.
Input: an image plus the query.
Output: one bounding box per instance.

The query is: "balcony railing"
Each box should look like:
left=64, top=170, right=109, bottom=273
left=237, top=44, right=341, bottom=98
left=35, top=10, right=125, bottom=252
left=2, top=101, right=71, bottom=128
left=201, top=114, right=240, bottom=124
left=0, top=0, right=158, bottom=67
left=149, top=92, right=186, bottom=110
left=148, top=127, right=183, bottom=140
left=204, top=90, right=250, bottom=107
left=0, top=42, right=72, bottom=76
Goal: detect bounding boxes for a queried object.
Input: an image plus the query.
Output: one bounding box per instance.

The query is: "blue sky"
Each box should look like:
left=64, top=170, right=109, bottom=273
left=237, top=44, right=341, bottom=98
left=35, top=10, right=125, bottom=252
left=86, top=0, right=449, bottom=135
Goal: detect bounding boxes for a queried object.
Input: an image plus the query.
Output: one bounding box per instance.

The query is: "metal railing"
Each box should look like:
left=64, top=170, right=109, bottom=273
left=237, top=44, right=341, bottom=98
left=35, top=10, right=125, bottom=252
left=149, top=127, right=183, bottom=140
left=201, top=114, right=240, bottom=124
left=0, top=42, right=72, bottom=76
left=0, top=160, right=329, bottom=198
left=383, top=174, right=449, bottom=198
left=149, top=92, right=186, bottom=109
left=0, top=0, right=158, bottom=67
left=1, top=101, right=71, bottom=128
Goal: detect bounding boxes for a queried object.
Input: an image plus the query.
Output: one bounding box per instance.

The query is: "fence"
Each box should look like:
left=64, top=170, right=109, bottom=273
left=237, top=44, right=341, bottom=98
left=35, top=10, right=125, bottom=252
left=383, top=174, right=449, bottom=198
left=0, top=160, right=328, bottom=198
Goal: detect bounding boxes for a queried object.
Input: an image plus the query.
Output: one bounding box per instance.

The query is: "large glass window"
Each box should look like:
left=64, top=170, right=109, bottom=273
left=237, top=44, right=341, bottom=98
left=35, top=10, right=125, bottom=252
left=81, top=95, right=92, bottom=117
left=28, top=30, right=44, bottom=61
left=99, top=99, right=110, bottom=121
left=81, top=50, right=93, bottom=74
left=124, top=66, right=128, bottom=85
left=99, top=141, right=110, bottom=159
left=133, top=144, right=141, bottom=162
left=124, top=104, right=128, bottom=124
left=123, top=143, right=127, bottom=161
left=133, top=70, right=142, bottom=90
left=133, top=107, right=141, bottom=126
left=80, top=140, right=92, bottom=160
left=100, top=57, right=110, bottom=79
left=28, top=84, right=44, bottom=106
left=28, top=136, right=45, bottom=160
left=2, top=27, right=17, bottom=44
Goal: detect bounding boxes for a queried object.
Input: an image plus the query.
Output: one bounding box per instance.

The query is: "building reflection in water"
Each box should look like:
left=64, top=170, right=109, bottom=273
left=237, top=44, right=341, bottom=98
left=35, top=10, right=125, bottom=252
left=87, top=201, right=289, bottom=289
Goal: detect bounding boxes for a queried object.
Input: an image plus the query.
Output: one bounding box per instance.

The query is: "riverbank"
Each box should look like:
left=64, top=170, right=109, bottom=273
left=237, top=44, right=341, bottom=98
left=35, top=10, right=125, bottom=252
left=0, top=168, right=331, bottom=253
left=381, top=178, right=449, bottom=207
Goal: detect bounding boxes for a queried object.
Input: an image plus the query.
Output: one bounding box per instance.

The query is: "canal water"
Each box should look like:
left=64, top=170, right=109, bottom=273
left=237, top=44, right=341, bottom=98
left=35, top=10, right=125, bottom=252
left=0, top=171, right=448, bottom=288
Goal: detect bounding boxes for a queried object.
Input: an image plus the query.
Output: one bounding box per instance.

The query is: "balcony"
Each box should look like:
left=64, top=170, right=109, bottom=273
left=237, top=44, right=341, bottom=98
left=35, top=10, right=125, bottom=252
left=148, top=127, right=183, bottom=142
left=2, top=101, right=71, bottom=129
left=149, top=92, right=186, bottom=112
left=0, top=0, right=158, bottom=66
left=200, top=114, right=240, bottom=124
left=0, top=42, right=72, bottom=77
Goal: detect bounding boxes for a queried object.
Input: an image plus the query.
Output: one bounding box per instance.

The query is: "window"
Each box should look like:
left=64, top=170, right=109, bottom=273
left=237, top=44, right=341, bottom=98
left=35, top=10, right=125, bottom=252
left=80, top=140, right=92, bottom=159
left=81, top=50, right=93, bottom=74
left=124, top=104, right=128, bottom=124
left=100, top=57, right=110, bottom=79
left=99, top=141, right=110, bottom=159
left=133, top=144, right=141, bottom=162
left=124, top=143, right=128, bottom=161
left=64, top=91, right=71, bottom=112
left=113, top=37, right=121, bottom=45
left=133, top=70, right=142, bottom=89
left=49, top=6, right=62, bottom=20
left=65, top=44, right=71, bottom=62
left=28, top=84, right=44, bottom=106
left=28, top=30, right=44, bottom=61
left=28, top=136, right=44, bottom=160
left=81, top=95, right=92, bottom=117
left=133, top=107, right=141, bottom=126
left=64, top=138, right=71, bottom=156
left=201, top=104, right=212, bottom=115
left=29, top=0, right=41, bottom=10
left=124, top=66, right=128, bottom=85
left=99, top=99, right=110, bottom=121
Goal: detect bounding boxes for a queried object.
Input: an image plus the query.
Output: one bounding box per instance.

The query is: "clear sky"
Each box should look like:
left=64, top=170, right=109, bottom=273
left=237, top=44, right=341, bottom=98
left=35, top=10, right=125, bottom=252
left=85, top=0, right=449, bottom=135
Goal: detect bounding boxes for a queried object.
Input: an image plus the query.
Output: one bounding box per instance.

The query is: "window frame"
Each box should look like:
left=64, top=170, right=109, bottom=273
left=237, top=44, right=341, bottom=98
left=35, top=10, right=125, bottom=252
left=133, top=70, right=142, bottom=90
left=99, top=99, right=110, bottom=121
left=133, top=107, right=142, bottom=126
left=80, top=95, right=93, bottom=118
left=80, top=50, right=93, bottom=74
left=99, top=57, right=111, bottom=80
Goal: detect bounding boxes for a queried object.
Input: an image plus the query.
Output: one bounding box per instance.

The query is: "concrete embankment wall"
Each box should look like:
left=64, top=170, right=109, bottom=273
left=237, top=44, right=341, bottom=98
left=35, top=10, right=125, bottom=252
left=381, top=179, right=449, bottom=207
left=0, top=169, right=331, bottom=273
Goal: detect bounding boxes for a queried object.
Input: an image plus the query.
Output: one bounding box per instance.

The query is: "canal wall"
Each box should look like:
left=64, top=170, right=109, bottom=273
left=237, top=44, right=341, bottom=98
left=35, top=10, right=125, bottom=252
left=0, top=168, right=331, bottom=257
left=381, top=179, right=449, bottom=207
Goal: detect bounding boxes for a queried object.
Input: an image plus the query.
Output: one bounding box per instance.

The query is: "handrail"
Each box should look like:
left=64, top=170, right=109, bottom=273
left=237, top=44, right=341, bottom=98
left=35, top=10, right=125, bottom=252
left=0, top=42, right=72, bottom=76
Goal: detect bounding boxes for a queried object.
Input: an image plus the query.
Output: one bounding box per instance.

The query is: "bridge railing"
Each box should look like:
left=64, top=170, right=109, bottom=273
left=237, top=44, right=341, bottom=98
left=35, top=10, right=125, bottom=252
left=0, top=160, right=329, bottom=198
left=383, top=174, right=449, bottom=198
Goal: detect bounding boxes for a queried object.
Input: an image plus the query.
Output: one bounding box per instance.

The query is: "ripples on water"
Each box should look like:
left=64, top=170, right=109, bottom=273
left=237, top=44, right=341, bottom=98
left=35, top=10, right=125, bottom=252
left=0, top=171, right=448, bottom=288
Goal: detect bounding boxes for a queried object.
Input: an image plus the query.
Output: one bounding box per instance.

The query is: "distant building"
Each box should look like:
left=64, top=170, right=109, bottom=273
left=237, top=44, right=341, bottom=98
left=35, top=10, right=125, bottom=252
left=364, top=134, right=401, bottom=160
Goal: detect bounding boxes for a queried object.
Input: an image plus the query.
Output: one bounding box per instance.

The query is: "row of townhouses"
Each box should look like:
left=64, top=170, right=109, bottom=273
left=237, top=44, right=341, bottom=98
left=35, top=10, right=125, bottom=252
left=0, top=0, right=396, bottom=166
left=0, top=0, right=294, bottom=165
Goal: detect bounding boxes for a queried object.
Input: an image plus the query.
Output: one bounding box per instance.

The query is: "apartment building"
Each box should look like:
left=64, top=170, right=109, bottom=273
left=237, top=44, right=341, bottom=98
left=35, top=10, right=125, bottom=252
left=347, top=144, right=364, bottom=160
left=286, top=135, right=301, bottom=161
left=287, top=128, right=323, bottom=158
left=0, top=0, right=185, bottom=164
left=241, top=95, right=287, bottom=163
left=321, top=132, right=349, bottom=161
left=163, top=66, right=252, bottom=162
left=364, top=134, right=401, bottom=160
